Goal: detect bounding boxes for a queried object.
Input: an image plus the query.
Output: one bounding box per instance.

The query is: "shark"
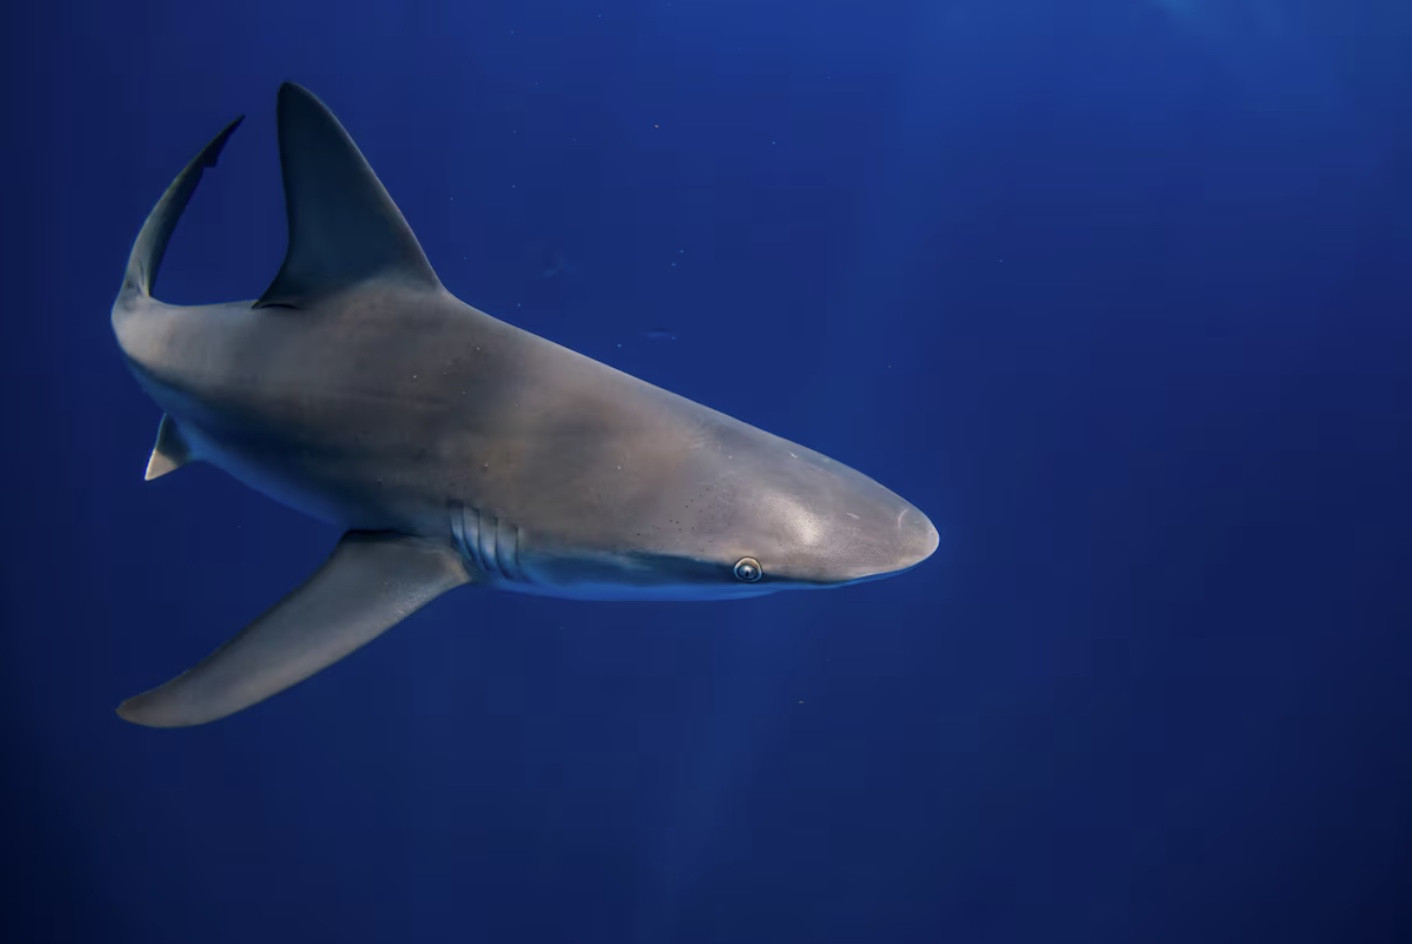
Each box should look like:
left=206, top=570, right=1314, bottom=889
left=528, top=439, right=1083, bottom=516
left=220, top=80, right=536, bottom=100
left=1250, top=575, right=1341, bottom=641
left=111, top=83, right=939, bottom=728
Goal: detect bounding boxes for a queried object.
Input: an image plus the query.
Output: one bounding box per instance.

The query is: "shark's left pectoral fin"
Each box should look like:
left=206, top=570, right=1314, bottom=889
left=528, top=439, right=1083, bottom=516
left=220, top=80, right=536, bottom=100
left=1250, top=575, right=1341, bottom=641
left=117, top=532, right=470, bottom=728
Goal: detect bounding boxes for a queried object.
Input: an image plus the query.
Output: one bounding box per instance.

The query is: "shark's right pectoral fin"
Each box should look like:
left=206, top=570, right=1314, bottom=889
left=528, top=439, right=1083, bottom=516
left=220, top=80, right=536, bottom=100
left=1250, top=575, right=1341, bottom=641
left=117, top=532, right=470, bottom=728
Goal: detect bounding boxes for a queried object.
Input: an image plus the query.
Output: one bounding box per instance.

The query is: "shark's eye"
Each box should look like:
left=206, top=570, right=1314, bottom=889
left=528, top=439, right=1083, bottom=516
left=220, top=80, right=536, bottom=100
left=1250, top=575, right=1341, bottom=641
left=733, top=557, right=763, bottom=582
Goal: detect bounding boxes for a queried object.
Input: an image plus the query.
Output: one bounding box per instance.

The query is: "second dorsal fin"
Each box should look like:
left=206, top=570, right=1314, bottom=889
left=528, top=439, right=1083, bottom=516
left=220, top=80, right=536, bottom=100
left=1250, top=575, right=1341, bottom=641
left=255, top=83, right=441, bottom=309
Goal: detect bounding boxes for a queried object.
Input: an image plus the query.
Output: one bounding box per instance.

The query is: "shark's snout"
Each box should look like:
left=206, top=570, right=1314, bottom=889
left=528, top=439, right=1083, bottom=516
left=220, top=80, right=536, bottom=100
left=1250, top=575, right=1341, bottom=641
left=897, top=504, right=941, bottom=571
left=836, top=500, right=938, bottom=585
left=738, top=453, right=938, bottom=589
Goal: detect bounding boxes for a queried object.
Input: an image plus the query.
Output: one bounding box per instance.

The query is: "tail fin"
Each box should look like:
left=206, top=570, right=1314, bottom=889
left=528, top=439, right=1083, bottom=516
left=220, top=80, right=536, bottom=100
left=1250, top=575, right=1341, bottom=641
left=120, top=116, right=244, bottom=301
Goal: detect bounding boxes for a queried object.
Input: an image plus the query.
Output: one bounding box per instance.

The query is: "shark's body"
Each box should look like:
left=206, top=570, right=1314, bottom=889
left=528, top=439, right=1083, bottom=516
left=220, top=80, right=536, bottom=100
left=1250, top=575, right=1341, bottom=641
left=112, top=84, right=937, bottom=727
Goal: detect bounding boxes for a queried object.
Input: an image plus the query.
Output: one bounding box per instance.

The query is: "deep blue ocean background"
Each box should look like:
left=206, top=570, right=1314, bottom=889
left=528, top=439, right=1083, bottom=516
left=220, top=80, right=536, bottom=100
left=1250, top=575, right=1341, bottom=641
left=4, top=1, right=1411, bottom=941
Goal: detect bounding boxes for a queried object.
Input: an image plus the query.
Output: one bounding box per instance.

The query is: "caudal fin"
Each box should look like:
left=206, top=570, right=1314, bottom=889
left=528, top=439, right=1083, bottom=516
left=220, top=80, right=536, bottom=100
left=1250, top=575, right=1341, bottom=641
left=119, top=115, right=244, bottom=301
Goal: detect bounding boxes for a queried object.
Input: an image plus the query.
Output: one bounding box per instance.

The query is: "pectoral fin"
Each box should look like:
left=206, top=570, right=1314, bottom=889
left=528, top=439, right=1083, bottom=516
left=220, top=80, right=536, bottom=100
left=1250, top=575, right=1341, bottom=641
left=117, top=532, right=470, bottom=728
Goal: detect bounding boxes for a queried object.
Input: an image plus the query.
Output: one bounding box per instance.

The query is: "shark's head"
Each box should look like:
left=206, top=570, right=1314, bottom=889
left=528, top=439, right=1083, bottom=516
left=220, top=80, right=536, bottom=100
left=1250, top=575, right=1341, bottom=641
left=681, top=427, right=939, bottom=596
left=504, top=412, right=939, bottom=601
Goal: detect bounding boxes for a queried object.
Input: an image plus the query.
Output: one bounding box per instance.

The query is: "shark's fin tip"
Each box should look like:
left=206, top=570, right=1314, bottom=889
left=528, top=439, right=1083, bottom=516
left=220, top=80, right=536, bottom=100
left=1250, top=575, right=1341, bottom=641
left=114, top=693, right=175, bottom=728
left=143, top=414, right=191, bottom=481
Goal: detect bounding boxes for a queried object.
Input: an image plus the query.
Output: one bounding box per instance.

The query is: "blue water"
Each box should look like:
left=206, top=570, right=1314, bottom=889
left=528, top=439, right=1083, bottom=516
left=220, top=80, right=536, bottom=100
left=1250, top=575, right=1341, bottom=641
left=5, top=2, right=1411, bottom=941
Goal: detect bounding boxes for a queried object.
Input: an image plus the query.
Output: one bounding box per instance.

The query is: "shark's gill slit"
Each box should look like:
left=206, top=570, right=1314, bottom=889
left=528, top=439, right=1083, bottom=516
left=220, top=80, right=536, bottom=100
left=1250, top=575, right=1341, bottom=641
left=490, top=514, right=523, bottom=582
left=478, top=511, right=500, bottom=579
left=466, top=505, right=483, bottom=572
left=503, top=519, right=526, bottom=583
left=451, top=503, right=484, bottom=577
left=449, top=503, right=468, bottom=568
left=451, top=503, right=524, bottom=583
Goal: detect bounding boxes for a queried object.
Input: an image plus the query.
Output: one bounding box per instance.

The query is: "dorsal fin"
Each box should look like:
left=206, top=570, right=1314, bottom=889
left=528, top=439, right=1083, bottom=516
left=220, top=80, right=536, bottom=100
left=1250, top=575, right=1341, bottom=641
left=255, top=83, right=441, bottom=309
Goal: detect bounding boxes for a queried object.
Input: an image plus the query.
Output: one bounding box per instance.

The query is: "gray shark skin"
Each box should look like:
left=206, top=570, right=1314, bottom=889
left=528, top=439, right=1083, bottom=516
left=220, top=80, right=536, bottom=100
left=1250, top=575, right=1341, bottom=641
left=111, top=83, right=938, bottom=727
